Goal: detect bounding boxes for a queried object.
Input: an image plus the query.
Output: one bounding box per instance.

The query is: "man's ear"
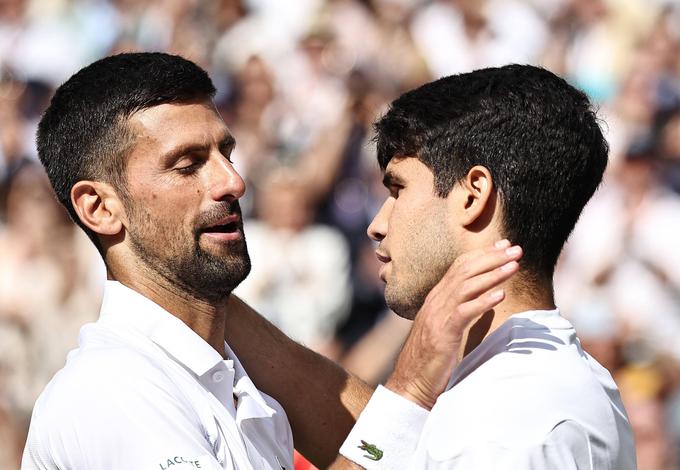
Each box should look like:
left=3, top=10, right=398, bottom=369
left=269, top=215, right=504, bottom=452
left=71, top=180, right=125, bottom=236
left=458, top=165, right=495, bottom=228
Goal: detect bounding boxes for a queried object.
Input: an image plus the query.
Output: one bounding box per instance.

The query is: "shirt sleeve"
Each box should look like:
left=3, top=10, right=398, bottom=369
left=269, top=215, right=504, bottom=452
left=339, top=385, right=430, bottom=469
left=22, top=352, right=225, bottom=470
left=417, top=420, right=597, bottom=470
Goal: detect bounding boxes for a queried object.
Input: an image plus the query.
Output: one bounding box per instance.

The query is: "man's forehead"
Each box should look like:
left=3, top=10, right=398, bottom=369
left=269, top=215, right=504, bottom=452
left=383, top=156, right=432, bottom=182
left=129, top=100, right=221, bottom=130
left=384, top=156, right=408, bottom=176
left=127, top=101, right=231, bottom=149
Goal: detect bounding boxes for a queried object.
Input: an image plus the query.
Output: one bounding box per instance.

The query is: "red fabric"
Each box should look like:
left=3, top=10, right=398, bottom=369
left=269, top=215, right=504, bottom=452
left=294, top=450, right=319, bottom=470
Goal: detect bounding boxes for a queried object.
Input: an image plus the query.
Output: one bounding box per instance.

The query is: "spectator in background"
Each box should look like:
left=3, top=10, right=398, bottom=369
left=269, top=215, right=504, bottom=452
left=235, top=168, right=351, bottom=355
left=0, top=106, right=29, bottom=217
left=220, top=55, right=278, bottom=188
left=1, top=0, right=119, bottom=86
left=411, top=0, right=548, bottom=79
left=0, top=162, right=101, bottom=422
left=362, top=0, right=429, bottom=89
left=597, top=12, right=679, bottom=168
left=0, top=406, right=23, bottom=470
left=0, top=161, right=102, bottom=467
left=542, top=0, right=654, bottom=103
left=0, top=163, right=51, bottom=420
left=272, top=30, right=350, bottom=162
left=556, top=137, right=680, bottom=364
left=656, top=105, right=680, bottom=194
left=617, top=364, right=677, bottom=469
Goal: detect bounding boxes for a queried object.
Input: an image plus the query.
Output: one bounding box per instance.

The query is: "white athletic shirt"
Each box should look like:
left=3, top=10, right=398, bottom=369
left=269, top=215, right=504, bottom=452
left=341, top=309, right=636, bottom=469
left=22, top=281, right=294, bottom=470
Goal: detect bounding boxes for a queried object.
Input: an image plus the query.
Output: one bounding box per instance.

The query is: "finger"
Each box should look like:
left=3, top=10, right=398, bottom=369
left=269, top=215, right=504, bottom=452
left=443, top=243, right=523, bottom=283
left=459, top=245, right=522, bottom=279
left=456, top=260, right=520, bottom=302
left=456, top=288, right=506, bottom=323
left=448, top=240, right=510, bottom=272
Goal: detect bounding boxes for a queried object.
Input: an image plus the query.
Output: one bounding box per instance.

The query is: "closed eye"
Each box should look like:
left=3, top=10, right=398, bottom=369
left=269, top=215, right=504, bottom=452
left=175, top=156, right=205, bottom=175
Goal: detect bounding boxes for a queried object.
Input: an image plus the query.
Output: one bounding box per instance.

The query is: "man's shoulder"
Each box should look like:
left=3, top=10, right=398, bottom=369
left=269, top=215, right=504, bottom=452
left=424, top=336, right=631, bottom=459
left=24, top=334, right=202, bottom=464
left=32, top=329, right=184, bottom=424
left=445, top=338, right=618, bottom=417
left=22, top=326, right=228, bottom=469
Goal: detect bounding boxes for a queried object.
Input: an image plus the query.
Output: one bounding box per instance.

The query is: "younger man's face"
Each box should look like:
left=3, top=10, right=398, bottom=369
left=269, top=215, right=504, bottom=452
left=119, top=100, right=251, bottom=301
left=368, top=157, right=460, bottom=319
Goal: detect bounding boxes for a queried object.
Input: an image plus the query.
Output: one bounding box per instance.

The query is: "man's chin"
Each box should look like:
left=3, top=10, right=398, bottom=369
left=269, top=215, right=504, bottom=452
left=172, top=243, right=251, bottom=302
left=181, top=261, right=251, bottom=302
left=385, top=287, right=421, bottom=321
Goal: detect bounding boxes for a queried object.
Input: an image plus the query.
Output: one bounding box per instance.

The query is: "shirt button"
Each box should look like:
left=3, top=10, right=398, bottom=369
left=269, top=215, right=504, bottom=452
left=212, top=371, right=225, bottom=383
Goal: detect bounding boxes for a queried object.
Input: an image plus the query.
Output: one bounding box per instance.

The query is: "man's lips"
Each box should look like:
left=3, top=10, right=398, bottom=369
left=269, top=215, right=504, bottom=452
left=376, top=252, right=391, bottom=264
left=376, top=251, right=391, bottom=281
left=199, top=214, right=242, bottom=240
left=202, top=214, right=240, bottom=230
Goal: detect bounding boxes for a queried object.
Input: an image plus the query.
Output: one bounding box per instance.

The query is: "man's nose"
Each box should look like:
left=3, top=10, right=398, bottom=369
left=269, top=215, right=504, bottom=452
left=367, top=198, right=391, bottom=242
left=206, top=154, right=246, bottom=202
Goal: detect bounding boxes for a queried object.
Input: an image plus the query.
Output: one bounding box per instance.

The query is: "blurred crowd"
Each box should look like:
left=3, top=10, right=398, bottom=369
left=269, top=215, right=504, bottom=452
left=0, top=0, right=679, bottom=468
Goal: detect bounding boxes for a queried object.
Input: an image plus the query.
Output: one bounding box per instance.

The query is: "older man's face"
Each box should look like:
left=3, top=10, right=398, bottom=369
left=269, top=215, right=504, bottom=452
left=120, top=100, right=250, bottom=301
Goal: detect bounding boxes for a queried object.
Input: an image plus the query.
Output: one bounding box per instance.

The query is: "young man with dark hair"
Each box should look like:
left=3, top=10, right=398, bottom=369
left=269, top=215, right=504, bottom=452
left=22, top=53, right=521, bottom=469
left=320, top=65, right=635, bottom=468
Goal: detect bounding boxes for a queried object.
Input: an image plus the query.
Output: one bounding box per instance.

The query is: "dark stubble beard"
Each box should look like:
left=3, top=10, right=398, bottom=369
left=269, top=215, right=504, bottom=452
left=127, top=200, right=251, bottom=303
left=385, top=265, right=444, bottom=320
left=385, top=243, right=458, bottom=320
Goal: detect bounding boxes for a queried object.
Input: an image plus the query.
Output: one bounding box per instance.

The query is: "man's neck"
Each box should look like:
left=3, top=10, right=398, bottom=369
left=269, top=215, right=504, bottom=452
left=462, top=279, right=555, bottom=359
left=108, top=268, right=230, bottom=358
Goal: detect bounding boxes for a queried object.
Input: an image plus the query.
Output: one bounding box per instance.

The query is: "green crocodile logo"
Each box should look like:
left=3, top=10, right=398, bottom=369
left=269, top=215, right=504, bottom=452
left=358, top=440, right=383, bottom=461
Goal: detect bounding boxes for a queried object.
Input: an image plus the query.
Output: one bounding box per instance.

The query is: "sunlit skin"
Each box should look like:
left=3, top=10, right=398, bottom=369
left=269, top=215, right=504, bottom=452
left=122, top=101, right=247, bottom=264
left=367, top=156, right=555, bottom=345
left=72, top=100, right=249, bottom=356
left=368, top=157, right=459, bottom=319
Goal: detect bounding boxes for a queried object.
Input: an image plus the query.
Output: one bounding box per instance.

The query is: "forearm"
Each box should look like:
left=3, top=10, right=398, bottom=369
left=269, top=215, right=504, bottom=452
left=225, top=295, right=373, bottom=468
left=329, top=455, right=365, bottom=469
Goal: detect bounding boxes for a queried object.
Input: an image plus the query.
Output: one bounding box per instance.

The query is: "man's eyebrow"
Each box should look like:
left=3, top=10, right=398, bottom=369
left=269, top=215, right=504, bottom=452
left=218, top=134, right=236, bottom=152
left=382, top=170, right=405, bottom=188
left=161, top=133, right=235, bottom=165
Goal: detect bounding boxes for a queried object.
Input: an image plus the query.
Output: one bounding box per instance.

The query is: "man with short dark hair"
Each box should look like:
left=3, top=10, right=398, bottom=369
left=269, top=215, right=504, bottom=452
left=22, top=53, right=520, bottom=470
left=325, top=65, right=635, bottom=468
left=24, top=52, right=287, bottom=470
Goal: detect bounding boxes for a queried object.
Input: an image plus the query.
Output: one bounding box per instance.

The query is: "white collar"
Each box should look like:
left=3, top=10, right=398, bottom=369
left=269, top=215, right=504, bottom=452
left=447, top=309, right=573, bottom=390
left=97, top=281, right=276, bottom=419
left=99, top=280, right=224, bottom=377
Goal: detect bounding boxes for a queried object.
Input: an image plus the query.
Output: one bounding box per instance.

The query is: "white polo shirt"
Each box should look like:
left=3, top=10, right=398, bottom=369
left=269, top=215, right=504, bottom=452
left=22, top=281, right=294, bottom=470
left=341, top=309, right=636, bottom=469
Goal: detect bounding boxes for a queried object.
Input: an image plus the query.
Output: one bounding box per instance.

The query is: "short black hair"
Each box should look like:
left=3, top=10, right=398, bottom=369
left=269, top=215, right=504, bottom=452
left=37, top=52, right=216, bottom=250
left=375, top=64, right=608, bottom=278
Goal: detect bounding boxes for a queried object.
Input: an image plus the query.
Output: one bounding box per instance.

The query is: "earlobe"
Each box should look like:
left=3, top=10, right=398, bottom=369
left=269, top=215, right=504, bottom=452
left=460, top=165, right=494, bottom=228
left=71, top=181, right=124, bottom=236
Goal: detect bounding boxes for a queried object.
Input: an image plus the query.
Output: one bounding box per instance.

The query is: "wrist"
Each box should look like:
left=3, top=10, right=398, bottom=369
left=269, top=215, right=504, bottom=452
left=384, top=375, right=436, bottom=411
